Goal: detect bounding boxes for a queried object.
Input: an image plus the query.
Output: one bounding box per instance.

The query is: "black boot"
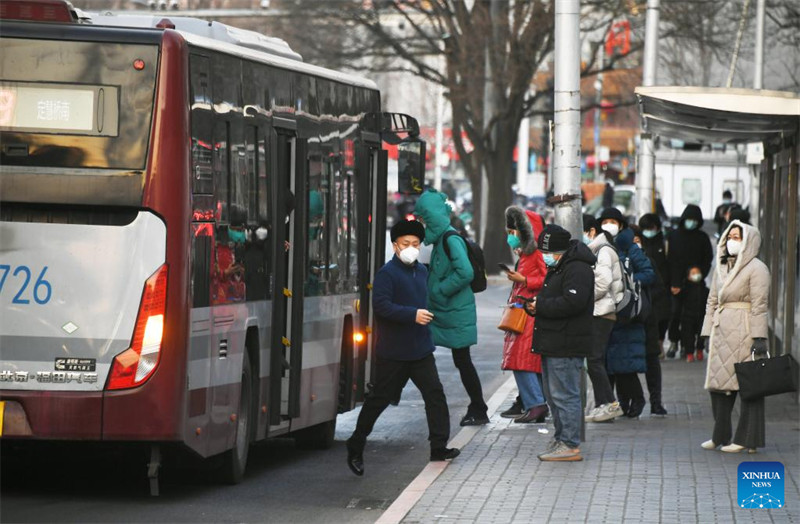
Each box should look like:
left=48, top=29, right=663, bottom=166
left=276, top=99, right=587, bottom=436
left=346, top=438, right=364, bottom=476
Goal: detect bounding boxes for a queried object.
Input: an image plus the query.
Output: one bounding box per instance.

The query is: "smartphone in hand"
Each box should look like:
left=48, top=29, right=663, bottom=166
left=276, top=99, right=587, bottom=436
left=498, top=263, right=512, bottom=273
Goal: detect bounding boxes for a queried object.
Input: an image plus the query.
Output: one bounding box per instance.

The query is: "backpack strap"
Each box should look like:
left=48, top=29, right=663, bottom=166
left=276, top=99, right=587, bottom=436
left=441, top=230, right=461, bottom=260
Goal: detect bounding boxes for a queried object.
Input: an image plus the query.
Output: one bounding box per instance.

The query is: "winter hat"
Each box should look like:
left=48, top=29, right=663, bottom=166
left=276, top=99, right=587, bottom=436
left=638, top=213, right=661, bottom=230
left=391, top=219, right=425, bottom=242
left=599, top=207, right=625, bottom=228
left=582, top=214, right=598, bottom=233
left=538, top=224, right=571, bottom=253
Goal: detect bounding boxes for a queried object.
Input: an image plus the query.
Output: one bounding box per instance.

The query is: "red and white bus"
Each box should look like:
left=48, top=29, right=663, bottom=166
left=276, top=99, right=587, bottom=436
left=0, top=1, right=423, bottom=490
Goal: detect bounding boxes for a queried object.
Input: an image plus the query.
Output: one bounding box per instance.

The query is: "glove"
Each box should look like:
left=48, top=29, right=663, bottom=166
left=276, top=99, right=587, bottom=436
left=751, top=338, right=768, bottom=356
left=701, top=336, right=709, bottom=352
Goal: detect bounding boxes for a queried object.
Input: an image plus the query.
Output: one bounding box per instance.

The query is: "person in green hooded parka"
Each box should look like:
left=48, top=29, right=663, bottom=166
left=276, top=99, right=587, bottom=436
left=414, top=190, right=488, bottom=426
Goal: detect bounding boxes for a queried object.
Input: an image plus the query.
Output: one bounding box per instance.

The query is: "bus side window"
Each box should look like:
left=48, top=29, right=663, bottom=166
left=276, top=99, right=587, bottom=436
left=244, top=126, right=271, bottom=301
left=213, top=121, right=229, bottom=222
left=192, top=224, right=213, bottom=308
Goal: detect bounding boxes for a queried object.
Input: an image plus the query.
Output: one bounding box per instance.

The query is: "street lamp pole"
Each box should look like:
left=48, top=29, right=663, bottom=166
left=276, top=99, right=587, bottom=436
left=635, top=0, right=659, bottom=219
left=553, top=0, right=582, bottom=239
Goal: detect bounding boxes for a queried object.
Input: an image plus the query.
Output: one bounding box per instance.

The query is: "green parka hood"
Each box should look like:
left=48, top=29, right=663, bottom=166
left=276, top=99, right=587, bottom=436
left=413, top=190, right=452, bottom=245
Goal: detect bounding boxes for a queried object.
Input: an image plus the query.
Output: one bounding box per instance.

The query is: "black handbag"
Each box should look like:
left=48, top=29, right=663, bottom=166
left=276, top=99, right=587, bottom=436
left=734, top=351, right=800, bottom=401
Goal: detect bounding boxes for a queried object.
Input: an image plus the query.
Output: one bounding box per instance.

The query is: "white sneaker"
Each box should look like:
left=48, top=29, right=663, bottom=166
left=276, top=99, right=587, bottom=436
left=593, top=401, right=623, bottom=422
left=584, top=406, right=601, bottom=422
left=701, top=439, right=718, bottom=450
left=721, top=443, right=756, bottom=453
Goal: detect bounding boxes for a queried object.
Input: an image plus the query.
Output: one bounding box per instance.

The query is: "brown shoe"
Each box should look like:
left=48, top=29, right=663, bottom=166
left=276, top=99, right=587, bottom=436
left=537, top=442, right=582, bottom=461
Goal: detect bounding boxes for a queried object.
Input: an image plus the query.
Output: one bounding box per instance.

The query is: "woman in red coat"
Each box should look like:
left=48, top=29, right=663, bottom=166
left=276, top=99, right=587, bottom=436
left=500, top=207, right=548, bottom=423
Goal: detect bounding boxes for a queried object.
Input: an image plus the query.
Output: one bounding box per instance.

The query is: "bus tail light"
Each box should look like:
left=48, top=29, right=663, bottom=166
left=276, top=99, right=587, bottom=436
left=353, top=332, right=365, bottom=344
left=107, top=264, right=168, bottom=390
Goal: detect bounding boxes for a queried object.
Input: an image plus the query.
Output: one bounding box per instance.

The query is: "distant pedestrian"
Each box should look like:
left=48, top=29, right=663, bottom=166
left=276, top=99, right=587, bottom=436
left=524, top=224, right=595, bottom=461
left=666, top=204, right=713, bottom=358
left=679, top=266, right=710, bottom=363
left=700, top=221, right=770, bottom=453
left=638, top=214, right=671, bottom=352
left=631, top=222, right=668, bottom=416
left=581, top=215, right=624, bottom=423
left=600, top=208, right=655, bottom=419
left=713, top=190, right=735, bottom=237
left=602, top=181, right=615, bottom=208
left=346, top=220, right=459, bottom=476
left=498, top=206, right=548, bottom=423
left=414, top=190, right=489, bottom=426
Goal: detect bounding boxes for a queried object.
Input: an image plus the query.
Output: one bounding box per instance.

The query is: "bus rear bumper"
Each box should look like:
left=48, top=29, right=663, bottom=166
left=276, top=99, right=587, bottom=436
left=0, top=391, right=102, bottom=439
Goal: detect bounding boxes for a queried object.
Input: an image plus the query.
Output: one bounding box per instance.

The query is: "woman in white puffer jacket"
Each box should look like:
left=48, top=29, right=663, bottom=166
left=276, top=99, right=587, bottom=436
left=582, top=215, right=625, bottom=422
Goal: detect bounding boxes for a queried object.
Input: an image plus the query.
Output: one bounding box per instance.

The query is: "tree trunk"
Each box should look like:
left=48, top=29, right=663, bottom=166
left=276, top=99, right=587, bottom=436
left=481, top=124, right=518, bottom=269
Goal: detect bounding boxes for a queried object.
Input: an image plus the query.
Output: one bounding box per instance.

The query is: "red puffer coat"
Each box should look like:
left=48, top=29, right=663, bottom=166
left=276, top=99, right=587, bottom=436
left=501, top=209, right=546, bottom=372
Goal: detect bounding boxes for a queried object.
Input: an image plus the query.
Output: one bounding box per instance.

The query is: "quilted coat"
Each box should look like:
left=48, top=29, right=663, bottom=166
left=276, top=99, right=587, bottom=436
left=587, top=233, right=624, bottom=317
left=701, top=221, right=770, bottom=391
left=501, top=208, right=546, bottom=373
left=413, top=190, right=477, bottom=349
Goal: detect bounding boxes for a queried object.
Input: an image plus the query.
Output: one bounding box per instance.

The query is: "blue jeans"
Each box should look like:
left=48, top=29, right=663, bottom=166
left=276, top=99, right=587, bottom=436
left=513, top=370, right=545, bottom=410
left=541, top=356, right=583, bottom=448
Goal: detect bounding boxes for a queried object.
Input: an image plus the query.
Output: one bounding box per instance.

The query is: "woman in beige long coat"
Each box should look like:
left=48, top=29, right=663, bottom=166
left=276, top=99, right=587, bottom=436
left=700, top=220, right=770, bottom=453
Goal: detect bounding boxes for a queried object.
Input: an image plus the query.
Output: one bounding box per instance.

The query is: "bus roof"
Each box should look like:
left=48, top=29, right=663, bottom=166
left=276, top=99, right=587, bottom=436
left=88, top=13, right=379, bottom=91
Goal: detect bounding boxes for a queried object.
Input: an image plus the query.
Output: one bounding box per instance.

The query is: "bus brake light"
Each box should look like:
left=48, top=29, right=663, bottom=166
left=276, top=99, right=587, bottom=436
left=0, top=0, right=77, bottom=22
left=107, top=264, right=168, bottom=390
left=353, top=332, right=365, bottom=344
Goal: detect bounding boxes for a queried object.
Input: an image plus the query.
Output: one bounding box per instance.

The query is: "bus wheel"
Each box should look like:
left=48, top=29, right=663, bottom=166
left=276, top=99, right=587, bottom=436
left=218, top=353, right=254, bottom=484
left=293, top=418, right=336, bottom=450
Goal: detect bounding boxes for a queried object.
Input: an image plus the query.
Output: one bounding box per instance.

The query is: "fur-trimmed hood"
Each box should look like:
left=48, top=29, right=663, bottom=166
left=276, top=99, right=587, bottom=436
left=505, top=206, right=542, bottom=255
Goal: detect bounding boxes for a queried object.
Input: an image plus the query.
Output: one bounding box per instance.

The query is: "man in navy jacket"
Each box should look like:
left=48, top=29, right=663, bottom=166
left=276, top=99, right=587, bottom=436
left=346, top=220, right=459, bottom=476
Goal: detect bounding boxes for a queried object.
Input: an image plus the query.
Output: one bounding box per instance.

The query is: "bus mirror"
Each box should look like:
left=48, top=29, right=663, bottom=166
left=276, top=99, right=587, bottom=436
left=397, top=139, right=426, bottom=195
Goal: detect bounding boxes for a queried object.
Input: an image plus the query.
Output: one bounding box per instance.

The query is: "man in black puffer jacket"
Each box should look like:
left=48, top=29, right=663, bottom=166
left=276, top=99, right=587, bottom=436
left=525, top=225, right=595, bottom=462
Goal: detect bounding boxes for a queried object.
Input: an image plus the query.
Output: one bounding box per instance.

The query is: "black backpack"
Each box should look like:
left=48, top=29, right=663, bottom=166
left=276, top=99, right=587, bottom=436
left=441, top=230, right=487, bottom=293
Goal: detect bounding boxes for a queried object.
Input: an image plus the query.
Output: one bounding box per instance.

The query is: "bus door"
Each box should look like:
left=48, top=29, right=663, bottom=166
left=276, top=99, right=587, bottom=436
left=268, top=121, right=307, bottom=426
left=355, top=139, right=388, bottom=399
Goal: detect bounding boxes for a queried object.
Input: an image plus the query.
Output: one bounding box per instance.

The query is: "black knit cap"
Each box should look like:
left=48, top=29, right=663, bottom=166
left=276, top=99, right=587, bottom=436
left=537, top=224, right=571, bottom=253
left=391, top=219, right=425, bottom=242
left=582, top=214, right=598, bottom=233
left=599, top=207, right=625, bottom=228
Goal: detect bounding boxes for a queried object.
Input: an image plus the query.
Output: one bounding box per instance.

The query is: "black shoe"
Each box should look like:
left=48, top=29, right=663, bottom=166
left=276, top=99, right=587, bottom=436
left=513, top=405, right=549, bottom=424
left=651, top=405, right=668, bottom=417
left=430, top=447, right=461, bottom=461
left=627, top=400, right=645, bottom=419
left=460, top=413, right=490, bottom=426
left=500, top=397, right=524, bottom=418
left=346, top=438, right=364, bottom=476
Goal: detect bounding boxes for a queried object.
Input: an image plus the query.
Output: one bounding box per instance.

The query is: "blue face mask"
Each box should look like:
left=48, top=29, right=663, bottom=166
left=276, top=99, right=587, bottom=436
left=542, top=253, right=557, bottom=267
left=642, top=229, right=657, bottom=239
left=228, top=226, right=246, bottom=244
left=684, top=219, right=698, bottom=230
left=507, top=234, right=521, bottom=249
left=722, top=199, right=732, bottom=205
left=582, top=234, right=592, bottom=245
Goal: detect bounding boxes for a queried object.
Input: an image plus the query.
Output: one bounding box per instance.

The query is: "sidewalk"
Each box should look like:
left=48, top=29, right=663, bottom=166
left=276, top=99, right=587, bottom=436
left=393, top=360, right=799, bottom=523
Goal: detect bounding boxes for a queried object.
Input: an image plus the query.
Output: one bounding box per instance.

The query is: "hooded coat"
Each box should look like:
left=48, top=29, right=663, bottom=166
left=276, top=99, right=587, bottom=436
left=530, top=240, right=596, bottom=358
left=666, top=204, right=714, bottom=288
left=587, top=232, right=624, bottom=317
left=502, top=208, right=546, bottom=372
left=605, top=228, right=655, bottom=374
left=701, top=221, right=770, bottom=391
left=413, top=190, right=477, bottom=348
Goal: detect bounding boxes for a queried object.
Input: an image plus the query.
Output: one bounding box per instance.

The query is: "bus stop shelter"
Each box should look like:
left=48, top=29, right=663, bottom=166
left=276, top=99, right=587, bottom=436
left=635, top=86, right=800, bottom=365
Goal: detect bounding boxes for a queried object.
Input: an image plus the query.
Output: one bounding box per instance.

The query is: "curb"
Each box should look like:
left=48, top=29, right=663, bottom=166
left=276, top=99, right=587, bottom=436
left=374, top=375, right=517, bottom=524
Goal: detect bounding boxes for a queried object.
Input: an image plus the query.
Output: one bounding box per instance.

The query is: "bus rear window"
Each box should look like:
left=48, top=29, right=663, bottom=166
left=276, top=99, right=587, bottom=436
left=0, top=37, right=157, bottom=170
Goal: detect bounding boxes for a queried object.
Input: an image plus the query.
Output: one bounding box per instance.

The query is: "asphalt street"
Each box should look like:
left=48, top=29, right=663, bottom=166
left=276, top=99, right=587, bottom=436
left=1, top=281, right=512, bottom=523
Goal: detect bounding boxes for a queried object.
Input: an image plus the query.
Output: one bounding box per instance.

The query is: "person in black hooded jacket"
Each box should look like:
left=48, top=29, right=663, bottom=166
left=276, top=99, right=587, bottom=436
left=665, top=204, right=713, bottom=357
left=525, top=225, right=595, bottom=462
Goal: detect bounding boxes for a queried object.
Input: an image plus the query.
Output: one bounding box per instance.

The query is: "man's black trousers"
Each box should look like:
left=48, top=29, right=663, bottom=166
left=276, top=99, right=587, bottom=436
left=350, top=353, right=450, bottom=451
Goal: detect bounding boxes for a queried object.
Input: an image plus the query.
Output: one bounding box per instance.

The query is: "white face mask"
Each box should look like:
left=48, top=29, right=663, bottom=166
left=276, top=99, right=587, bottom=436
left=601, top=223, right=620, bottom=237
left=398, top=246, right=420, bottom=265
left=689, top=273, right=703, bottom=283
left=726, top=239, right=742, bottom=256
left=255, top=227, right=269, bottom=241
